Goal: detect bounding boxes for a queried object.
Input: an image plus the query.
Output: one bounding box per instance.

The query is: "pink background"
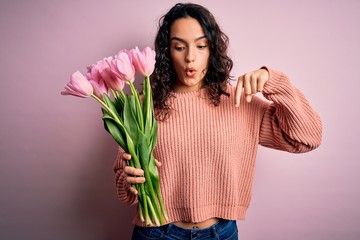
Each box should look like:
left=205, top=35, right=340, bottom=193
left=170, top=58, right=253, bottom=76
left=1, top=0, right=359, bottom=239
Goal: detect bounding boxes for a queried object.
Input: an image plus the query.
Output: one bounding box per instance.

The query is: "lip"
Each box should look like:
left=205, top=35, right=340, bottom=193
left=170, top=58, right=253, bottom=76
left=185, top=67, right=197, bottom=77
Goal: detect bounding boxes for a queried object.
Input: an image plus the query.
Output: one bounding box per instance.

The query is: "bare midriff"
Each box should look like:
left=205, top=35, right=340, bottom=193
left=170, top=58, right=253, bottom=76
left=173, top=218, right=219, bottom=229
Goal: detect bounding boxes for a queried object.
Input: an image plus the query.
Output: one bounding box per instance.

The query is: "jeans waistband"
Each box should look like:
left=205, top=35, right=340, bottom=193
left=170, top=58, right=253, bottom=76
left=162, top=219, right=234, bottom=238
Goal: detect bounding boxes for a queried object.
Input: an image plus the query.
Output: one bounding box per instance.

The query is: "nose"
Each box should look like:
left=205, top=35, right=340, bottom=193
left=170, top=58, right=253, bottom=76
left=185, top=47, right=195, bottom=63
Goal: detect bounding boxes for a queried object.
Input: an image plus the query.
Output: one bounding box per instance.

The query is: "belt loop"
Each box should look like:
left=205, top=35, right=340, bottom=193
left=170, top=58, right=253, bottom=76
left=211, top=224, right=218, bottom=238
left=165, top=223, right=173, bottom=234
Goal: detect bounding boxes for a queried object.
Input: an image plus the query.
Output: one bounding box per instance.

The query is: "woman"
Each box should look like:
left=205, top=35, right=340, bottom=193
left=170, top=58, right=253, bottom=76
left=113, top=3, right=322, bottom=239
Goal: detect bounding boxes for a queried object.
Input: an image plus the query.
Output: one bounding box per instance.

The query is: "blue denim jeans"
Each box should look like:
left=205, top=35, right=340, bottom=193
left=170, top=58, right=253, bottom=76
left=131, top=219, right=238, bottom=240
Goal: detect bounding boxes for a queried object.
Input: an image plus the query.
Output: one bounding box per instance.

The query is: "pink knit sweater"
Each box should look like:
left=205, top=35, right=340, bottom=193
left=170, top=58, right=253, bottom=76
left=113, top=68, right=322, bottom=226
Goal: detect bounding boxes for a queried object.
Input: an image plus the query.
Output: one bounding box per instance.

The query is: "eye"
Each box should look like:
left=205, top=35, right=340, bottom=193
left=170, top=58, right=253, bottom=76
left=197, top=45, right=208, bottom=49
left=174, top=46, right=185, bottom=51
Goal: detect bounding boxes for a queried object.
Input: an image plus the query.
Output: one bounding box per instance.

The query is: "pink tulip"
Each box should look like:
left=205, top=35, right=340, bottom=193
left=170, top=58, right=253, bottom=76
left=112, top=50, right=135, bottom=82
left=61, top=71, right=93, bottom=98
left=130, top=46, right=156, bottom=77
left=86, top=63, right=109, bottom=100
left=88, top=80, right=107, bottom=100
left=97, top=57, right=125, bottom=92
left=86, top=63, right=102, bottom=83
left=114, top=49, right=131, bottom=59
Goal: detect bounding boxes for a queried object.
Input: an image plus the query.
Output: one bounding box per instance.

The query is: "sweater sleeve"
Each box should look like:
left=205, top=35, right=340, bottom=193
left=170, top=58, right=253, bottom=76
left=113, top=147, right=138, bottom=205
left=258, top=68, right=322, bottom=153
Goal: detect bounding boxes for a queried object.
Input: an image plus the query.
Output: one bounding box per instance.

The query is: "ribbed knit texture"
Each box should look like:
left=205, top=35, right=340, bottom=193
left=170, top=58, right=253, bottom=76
left=113, top=68, right=322, bottom=226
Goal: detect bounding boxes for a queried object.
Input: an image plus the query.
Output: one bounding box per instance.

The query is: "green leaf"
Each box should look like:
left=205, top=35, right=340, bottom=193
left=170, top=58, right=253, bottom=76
left=129, top=95, right=142, bottom=129
left=137, top=132, right=163, bottom=224
left=150, top=120, right=158, bottom=151
left=123, top=96, right=140, bottom=147
left=112, top=90, right=126, bottom=116
left=142, top=77, right=153, bottom=136
left=102, top=114, right=127, bottom=152
left=137, top=133, right=151, bottom=172
left=138, top=132, right=160, bottom=192
left=148, top=153, right=159, bottom=189
left=125, top=131, right=136, bottom=161
left=129, top=82, right=144, bottom=132
left=103, top=93, right=122, bottom=121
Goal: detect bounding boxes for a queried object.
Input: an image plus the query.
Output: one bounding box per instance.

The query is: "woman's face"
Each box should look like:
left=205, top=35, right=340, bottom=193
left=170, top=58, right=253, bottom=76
left=169, top=17, right=210, bottom=93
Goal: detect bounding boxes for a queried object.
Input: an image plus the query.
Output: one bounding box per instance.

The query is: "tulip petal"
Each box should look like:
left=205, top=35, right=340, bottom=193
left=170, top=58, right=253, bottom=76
left=131, top=46, right=156, bottom=77
left=113, top=52, right=135, bottom=82
left=100, top=67, right=125, bottom=91
left=89, top=80, right=108, bottom=100
left=61, top=71, right=93, bottom=98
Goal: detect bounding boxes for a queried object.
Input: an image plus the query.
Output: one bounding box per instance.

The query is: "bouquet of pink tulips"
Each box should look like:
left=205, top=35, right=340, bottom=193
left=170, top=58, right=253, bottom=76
left=61, top=47, right=168, bottom=226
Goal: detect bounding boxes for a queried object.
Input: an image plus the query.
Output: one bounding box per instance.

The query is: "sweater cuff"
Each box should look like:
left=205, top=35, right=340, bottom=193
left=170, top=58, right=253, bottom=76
left=113, top=147, right=125, bottom=172
left=115, top=170, right=138, bottom=205
left=261, top=67, right=292, bottom=99
left=113, top=147, right=138, bottom=205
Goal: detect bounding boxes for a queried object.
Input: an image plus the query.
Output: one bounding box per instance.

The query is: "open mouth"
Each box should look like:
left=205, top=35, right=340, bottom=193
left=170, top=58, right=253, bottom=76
left=185, top=68, right=196, bottom=77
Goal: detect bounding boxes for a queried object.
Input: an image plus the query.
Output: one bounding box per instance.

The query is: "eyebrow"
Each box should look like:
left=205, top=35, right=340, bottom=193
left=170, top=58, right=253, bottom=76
left=170, top=36, right=207, bottom=43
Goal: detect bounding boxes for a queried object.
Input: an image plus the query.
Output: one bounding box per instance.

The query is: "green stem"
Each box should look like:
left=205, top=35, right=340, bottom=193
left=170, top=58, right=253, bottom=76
left=110, top=89, right=117, bottom=99
left=142, top=166, right=163, bottom=225
left=130, top=153, right=152, bottom=225
left=117, top=90, right=125, bottom=106
left=138, top=200, right=144, bottom=223
left=91, top=94, right=122, bottom=125
left=140, top=188, right=151, bottom=225
left=147, top=195, right=160, bottom=226
left=156, top=191, right=169, bottom=221
left=129, top=82, right=144, bottom=132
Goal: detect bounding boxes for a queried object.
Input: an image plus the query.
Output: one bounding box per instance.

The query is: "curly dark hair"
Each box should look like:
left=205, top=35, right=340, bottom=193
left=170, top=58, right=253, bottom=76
left=151, top=3, right=233, bottom=120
